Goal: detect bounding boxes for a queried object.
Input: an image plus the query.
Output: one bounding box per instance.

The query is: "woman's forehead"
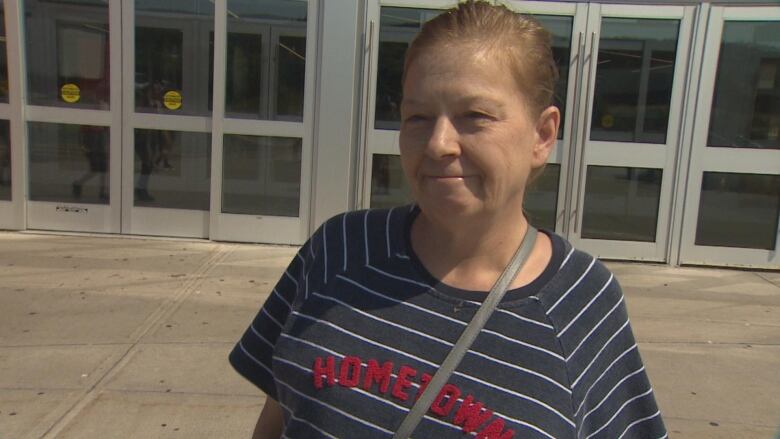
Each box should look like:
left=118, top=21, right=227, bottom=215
left=403, top=49, right=519, bottom=95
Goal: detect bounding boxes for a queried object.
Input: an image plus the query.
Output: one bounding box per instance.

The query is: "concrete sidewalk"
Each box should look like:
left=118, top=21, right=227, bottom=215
left=0, top=231, right=777, bottom=438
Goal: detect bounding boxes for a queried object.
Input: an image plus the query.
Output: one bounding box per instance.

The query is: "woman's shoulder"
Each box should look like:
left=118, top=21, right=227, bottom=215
left=317, top=205, right=414, bottom=232
left=535, top=231, right=622, bottom=314
left=305, top=205, right=416, bottom=274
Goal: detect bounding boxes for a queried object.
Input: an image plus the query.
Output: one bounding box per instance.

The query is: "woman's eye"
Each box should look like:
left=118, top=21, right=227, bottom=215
left=465, top=111, right=493, bottom=121
left=404, top=114, right=428, bottom=123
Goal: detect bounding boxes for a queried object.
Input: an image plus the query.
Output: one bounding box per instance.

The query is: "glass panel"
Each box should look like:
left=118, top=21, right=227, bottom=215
left=24, top=0, right=110, bottom=109
left=0, top=2, right=8, bottom=103
left=370, top=154, right=411, bottom=209
left=275, top=34, right=306, bottom=121
left=695, top=172, right=780, bottom=250
left=225, top=32, right=264, bottom=116
left=582, top=166, right=662, bottom=242
left=134, top=129, right=210, bottom=210
left=525, top=164, right=560, bottom=231
left=225, top=0, right=307, bottom=121
left=222, top=134, right=301, bottom=217
left=28, top=122, right=109, bottom=204
left=534, top=16, right=572, bottom=140
left=708, top=21, right=780, bottom=149
left=135, top=0, right=214, bottom=116
left=591, top=18, right=679, bottom=144
left=0, top=120, right=10, bottom=200
left=375, top=7, right=440, bottom=130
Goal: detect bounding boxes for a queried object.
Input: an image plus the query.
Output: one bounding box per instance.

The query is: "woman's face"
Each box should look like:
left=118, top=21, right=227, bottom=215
left=399, top=46, right=558, bottom=220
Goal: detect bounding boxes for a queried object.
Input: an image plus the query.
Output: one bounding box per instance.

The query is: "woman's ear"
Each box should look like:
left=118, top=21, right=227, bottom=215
left=532, top=105, right=560, bottom=167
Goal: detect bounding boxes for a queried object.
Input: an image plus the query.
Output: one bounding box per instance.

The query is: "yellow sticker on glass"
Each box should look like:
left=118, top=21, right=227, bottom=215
left=61, top=83, right=80, bottom=103
left=163, top=90, right=182, bottom=110
left=601, top=114, right=615, bottom=128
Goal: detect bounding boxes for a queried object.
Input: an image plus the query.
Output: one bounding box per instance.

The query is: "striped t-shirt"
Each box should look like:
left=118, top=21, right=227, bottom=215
left=230, top=206, right=666, bottom=438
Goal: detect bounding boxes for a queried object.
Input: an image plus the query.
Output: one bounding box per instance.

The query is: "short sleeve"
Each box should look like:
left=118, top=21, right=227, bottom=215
left=228, top=237, right=315, bottom=400
left=568, top=276, right=666, bottom=438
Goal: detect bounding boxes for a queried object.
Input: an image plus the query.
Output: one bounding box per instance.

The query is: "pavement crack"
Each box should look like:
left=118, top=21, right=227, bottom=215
left=754, top=271, right=780, bottom=289
left=36, top=245, right=233, bottom=439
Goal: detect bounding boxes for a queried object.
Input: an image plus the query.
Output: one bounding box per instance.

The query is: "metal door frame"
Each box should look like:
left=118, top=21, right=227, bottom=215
left=567, top=3, right=695, bottom=262
left=678, top=5, right=780, bottom=269
left=208, top=0, right=317, bottom=245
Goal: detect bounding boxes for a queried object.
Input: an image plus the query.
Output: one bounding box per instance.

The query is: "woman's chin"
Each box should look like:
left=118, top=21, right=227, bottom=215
left=416, top=193, right=486, bottom=220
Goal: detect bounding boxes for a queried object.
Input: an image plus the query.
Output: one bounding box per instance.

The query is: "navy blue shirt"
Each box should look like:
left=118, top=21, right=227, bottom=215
left=230, top=206, right=666, bottom=438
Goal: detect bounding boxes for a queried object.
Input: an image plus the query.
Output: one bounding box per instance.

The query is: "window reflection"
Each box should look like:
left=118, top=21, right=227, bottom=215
left=582, top=166, right=662, bottom=242
left=135, top=0, right=214, bottom=116
left=534, top=16, right=572, bottom=140
left=696, top=172, right=780, bottom=250
left=375, top=7, right=440, bottom=130
left=708, top=21, right=780, bottom=150
left=370, top=154, right=412, bottom=208
left=525, top=164, right=560, bottom=231
left=225, top=32, right=264, bottom=115
left=24, top=0, right=110, bottom=109
left=0, top=120, right=10, bottom=200
left=134, top=129, right=211, bottom=210
left=28, top=122, right=110, bottom=205
left=0, top=3, right=8, bottom=103
left=222, top=134, right=302, bottom=217
left=591, top=18, right=679, bottom=144
left=225, top=0, right=307, bottom=121
left=135, top=27, right=183, bottom=113
left=275, top=35, right=306, bottom=121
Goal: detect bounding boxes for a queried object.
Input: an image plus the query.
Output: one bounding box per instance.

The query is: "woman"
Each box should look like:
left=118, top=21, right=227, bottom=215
left=230, top=2, right=666, bottom=437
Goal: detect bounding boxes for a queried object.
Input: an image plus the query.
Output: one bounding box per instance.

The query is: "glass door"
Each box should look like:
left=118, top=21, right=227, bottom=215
left=23, top=0, right=121, bottom=233
left=679, top=6, right=780, bottom=269
left=208, top=0, right=314, bottom=245
left=361, top=3, right=438, bottom=210
left=567, top=4, right=694, bottom=261
left=361, top=0, right=583, bottom=234
left=520, top=2, right=585, bottom=232
left=0, top=0, right=16, bottom=229
left=121, top=1, right=214, bottom=238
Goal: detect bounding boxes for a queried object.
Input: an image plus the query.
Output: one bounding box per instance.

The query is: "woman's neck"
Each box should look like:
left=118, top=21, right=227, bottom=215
left=410, top=207, right=547, bottom=292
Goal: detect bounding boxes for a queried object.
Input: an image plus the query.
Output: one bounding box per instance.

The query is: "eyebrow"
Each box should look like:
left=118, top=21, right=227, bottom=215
left=402, top=95, right=506, bottom=109
left=459, top=96, right=506, bottom=109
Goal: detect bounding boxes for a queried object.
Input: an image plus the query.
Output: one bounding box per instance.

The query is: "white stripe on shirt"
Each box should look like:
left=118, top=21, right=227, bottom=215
left=386, top=207, right=394, bottom=259
left=276, top=378, right=395, bottom=435
left=311, top=292, right=570, bottom=393
left=585, top=388, right=655, bottom=439
left=566, top=296, right=623, bottom=362
left=572, top=319, right=630, bottom=388
left=548, top=257, right=596, bottom=314
left=575, top=344, right=638, bottom=416
left=617, top=410, right=662, bottom=439
left=558, top=274, right=614, bottom=337
left=337, top=275, right=466, bottom=327
left=290, top=311, right=575, bottom=427
left=280, top=327, right=568, bottom=438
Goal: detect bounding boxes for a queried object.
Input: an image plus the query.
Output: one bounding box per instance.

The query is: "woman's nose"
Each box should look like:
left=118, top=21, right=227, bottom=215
left=425, top=116, right=460, bottom=159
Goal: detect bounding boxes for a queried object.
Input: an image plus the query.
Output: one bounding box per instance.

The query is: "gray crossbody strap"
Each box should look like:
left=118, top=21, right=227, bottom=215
left=393, top=226, right=538, bottom=439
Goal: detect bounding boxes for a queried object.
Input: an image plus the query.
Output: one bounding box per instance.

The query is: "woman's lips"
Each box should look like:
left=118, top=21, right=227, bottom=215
left=424, top=175, right=475, bottom=186
left=425, top=175, right=474, bottom=179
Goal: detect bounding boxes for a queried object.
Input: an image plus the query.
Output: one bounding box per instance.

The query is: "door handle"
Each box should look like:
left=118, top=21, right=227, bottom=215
left=564, top=32, right=584, bottom=235
left=359, top=20, right=375, bottom=207
left=574, top=31, right=597, bottom=235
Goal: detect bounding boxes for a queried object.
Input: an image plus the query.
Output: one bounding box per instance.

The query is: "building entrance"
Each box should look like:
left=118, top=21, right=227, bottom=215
left=16, top=0, right=315, bottom=244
